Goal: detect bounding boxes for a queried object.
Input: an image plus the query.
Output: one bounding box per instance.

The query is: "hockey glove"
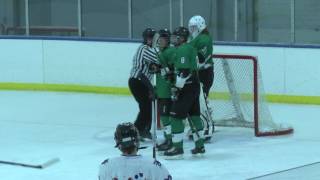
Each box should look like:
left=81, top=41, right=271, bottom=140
left=197, top=54, right=206, bottom=69
left=160, top=67, right=171, bottom=76
left=149, top=63, right=161, bottom=74
left=175, top=74, right=191, bottom=88
left=198, top=52, right=205, bottom=63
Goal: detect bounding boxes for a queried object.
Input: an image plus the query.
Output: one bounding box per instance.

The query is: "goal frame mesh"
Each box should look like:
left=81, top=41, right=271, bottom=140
left=212, top=54, right=293, bottom=137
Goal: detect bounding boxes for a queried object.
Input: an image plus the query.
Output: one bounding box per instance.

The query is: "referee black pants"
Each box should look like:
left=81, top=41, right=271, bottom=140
left=128, top=77, right=152, bottom=133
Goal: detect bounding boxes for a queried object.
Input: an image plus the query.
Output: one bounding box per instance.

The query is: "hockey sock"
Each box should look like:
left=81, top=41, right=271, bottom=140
left=170, top=117, right=184, bottom=149
left=190, top=116, right=204, bottom=148
left=161, top=116, right=172, bottom=140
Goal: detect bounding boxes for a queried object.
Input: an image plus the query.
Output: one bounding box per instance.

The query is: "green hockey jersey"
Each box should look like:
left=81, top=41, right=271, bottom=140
left=172, top=42, right=198, bottom=73
left=155, top=47, right=176, bottom=98
left=189, top=33, right=213, bottom=66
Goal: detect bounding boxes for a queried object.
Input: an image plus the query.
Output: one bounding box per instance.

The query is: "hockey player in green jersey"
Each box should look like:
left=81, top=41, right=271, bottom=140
left=188, top=15, right=215, bottom=142
left=163, top=27, right=205, bottom=159
left=150, top=29, right=176, bottom=152
left=188, top=15, right=214, bottom=97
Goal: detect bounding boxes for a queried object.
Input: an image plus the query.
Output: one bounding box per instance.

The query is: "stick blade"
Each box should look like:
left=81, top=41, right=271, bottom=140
left=0, top=157, right=60, bottom=169
left=39, top=158, right=60, bottom=169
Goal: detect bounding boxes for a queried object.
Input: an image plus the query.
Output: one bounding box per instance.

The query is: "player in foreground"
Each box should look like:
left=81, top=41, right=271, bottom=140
left=98, top=122, right=172, bottom=180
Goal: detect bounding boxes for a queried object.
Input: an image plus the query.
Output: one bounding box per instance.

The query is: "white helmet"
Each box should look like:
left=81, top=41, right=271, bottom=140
left=188, top=15, right=206, bottom=39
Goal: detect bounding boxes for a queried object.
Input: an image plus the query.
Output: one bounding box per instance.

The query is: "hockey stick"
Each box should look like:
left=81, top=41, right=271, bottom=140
left=0, top=157, right=60, bottom=169
left=152, top=32, right=160, bottom=50
left=199, top=83, right=215, bottom=138
left=151, top=73, right=158, bottom=159
left=151, top=33, right=159, bottom=159
left=187, top=117, right=201, bottom=140
left=138, top=146, right=148, bottom=150
left=152, top=32, right=161, bottom=59
left=248, top=161, right=320, bottom=180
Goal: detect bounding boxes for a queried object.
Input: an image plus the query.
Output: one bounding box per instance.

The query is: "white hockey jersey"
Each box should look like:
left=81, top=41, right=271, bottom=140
left=99, top=154, right=172, bottom=180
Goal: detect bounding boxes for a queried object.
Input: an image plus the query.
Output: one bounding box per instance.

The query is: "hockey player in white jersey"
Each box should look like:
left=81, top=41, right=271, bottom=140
left=99, top=122, right=172, bottom=180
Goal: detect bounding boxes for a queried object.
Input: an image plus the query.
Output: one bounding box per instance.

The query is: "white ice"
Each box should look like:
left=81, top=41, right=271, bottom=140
left=0, top=91, right=319, bottom=180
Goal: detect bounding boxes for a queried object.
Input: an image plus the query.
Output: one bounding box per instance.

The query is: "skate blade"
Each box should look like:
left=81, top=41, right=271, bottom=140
left=204, top=138, right=212, bottom=143
left=141, top=138, right=153, bottom=142
left=192, top=153, right=205, bottom=158
left=204, top=135, right=213, bottom=143
left=157, top=151, right=165, bottom=156
left=164, top=154, right=184, bottom=160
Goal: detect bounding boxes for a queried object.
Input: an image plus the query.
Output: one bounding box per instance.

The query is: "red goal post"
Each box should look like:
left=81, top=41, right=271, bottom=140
left=211, top=54, right=293, bottom=136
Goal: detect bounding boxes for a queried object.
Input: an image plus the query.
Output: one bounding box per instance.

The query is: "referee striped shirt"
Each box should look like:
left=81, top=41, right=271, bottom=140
left=130, top=44, right=158, bottom=81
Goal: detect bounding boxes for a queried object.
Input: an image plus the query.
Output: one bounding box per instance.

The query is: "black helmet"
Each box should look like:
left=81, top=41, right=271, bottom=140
left=173, top=26, right=189, bottom=40
left=142, top=28, right=156, bottom=44
left=158, top=28, right=171, bottom=45
left=159, top=28, right=171, bottom=38
left=114, top=122, right=139, bottom=150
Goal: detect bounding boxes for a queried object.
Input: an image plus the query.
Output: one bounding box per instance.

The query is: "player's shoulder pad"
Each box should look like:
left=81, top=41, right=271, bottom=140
left=153, top=159, right=162, bottom=167
left=101, top=158, right=109, bottom=165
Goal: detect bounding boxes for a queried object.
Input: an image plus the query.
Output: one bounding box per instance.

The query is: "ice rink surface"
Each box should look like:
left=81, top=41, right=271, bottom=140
left=0, top=91, right=319, bottom=180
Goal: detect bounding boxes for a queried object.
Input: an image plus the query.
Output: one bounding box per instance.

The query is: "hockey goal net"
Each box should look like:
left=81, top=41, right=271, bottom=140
left=210, top=54, right=293, bottom=136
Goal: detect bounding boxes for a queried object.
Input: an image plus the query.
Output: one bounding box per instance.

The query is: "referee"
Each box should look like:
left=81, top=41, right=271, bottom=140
left=129, top=28, right=158, bottom=140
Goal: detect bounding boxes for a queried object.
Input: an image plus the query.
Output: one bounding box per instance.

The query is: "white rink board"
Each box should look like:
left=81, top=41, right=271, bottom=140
left=0, top=39, right=320, bottom=96
left=0, top=39, right=44, bottom=83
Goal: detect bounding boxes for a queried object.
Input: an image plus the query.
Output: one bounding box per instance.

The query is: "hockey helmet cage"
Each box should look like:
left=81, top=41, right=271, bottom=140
left=158, top=28, right=171, bottom=45
left=173, top=26, right=189, bottom=40
left=114, top=122, right=139, bottom=149
left=188, top=15, right=206, bottom=38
